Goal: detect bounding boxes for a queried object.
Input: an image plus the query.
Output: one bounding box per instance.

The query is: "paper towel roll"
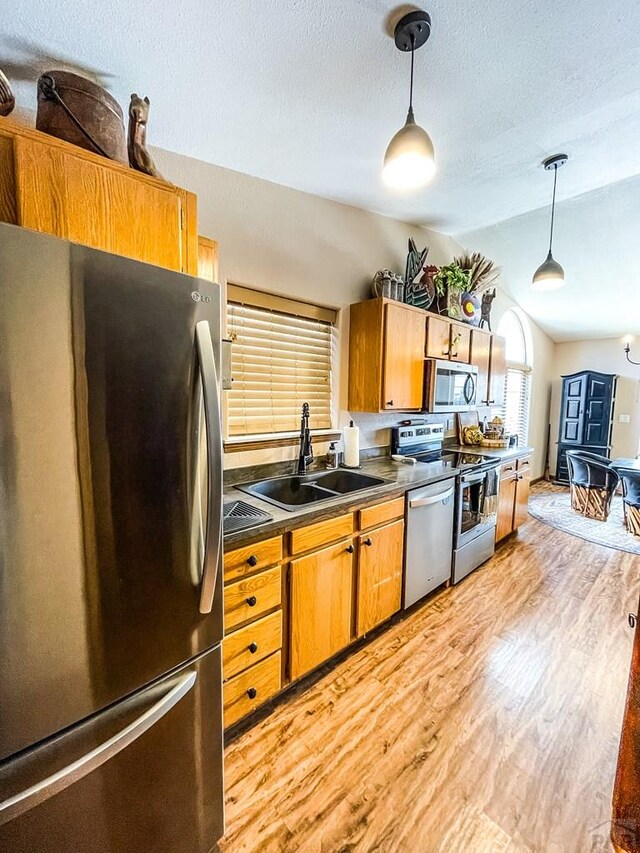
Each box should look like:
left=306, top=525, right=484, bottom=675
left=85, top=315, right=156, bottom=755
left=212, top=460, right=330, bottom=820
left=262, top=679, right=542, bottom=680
left=343, top=420, right=360, bottom=468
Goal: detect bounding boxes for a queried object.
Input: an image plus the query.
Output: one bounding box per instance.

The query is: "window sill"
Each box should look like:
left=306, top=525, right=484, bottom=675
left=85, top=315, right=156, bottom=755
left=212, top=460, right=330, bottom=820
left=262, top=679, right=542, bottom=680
left=224, top=429, right=342, bottom=453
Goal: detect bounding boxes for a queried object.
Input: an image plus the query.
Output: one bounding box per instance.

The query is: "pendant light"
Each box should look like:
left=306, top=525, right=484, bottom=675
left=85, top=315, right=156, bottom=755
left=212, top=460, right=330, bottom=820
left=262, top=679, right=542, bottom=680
left=383, top=10, right=436, bottom=190
left=531, top=154, right=568, bottom=291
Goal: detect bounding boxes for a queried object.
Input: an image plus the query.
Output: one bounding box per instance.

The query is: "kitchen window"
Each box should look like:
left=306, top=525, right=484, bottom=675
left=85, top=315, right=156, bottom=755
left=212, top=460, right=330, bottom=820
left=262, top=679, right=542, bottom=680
left=497, top=308, right=532, bottom=446
left=225, top=285, right=338, bottom=440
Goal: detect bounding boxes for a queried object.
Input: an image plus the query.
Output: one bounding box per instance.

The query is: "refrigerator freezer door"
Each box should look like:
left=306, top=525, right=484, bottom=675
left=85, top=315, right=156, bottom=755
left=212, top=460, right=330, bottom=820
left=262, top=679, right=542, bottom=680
left=0, top=224, right=224, bottom=760
left=0, top=645, right=224, bottom=853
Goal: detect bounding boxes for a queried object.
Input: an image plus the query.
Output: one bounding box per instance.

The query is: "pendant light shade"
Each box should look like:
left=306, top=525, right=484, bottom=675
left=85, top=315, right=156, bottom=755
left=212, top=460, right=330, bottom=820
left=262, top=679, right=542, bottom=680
left=531, top=154, right=567, bottom=291
left=383, top=11, right=435, bottom=190
left=532, top=251, right=565, bottom=291
left=383, top=107, right=436, bottom=189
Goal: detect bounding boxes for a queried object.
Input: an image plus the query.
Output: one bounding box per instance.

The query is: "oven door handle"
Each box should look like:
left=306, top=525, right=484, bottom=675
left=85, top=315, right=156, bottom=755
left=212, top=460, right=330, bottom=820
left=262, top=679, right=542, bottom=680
left=461, top=472, right=486, bottom=485
left=409, top=486, right=455, bottom=508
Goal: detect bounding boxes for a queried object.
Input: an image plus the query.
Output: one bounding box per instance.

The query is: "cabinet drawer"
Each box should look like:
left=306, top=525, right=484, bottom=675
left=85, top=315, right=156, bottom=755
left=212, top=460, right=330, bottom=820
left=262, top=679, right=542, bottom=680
left=517, top=455, right=532, bottom=472
left=224, top=566, right=282, bottom=631
left=223, top=651, right=282, bottom=728
left=359, top=497, right=405, bottom=531
left=290, top=513, right=354, bottom=555
left=500, top=460, right=517, bottom=480
left=223, top=536, right=283, bottom=582
left=223, top=610, right=282, bottom=680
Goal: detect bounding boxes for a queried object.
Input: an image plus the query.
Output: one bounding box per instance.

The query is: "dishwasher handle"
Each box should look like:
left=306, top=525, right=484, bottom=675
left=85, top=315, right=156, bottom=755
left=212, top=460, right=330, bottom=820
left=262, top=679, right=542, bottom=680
left=409, top=486, right=455, bottom=508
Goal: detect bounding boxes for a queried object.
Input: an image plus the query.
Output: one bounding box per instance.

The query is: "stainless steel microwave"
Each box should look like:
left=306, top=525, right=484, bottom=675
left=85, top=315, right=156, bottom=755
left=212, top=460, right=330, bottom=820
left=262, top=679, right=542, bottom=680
left=424, top=358, right=478, bottom=413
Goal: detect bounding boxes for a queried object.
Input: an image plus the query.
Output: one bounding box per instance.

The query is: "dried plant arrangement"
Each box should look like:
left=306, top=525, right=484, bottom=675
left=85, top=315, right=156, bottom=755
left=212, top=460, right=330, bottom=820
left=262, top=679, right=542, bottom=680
left=453, top=252, right=500, bottom=294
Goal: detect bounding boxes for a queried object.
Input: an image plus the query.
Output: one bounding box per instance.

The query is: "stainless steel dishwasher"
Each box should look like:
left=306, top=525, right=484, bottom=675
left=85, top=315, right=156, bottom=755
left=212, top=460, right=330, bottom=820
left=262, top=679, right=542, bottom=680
left=404, top=478, right=456, bottom=608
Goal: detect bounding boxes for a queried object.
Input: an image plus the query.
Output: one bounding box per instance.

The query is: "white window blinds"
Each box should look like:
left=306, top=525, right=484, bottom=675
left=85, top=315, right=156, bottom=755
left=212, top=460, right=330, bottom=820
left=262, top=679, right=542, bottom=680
left=501, top=367, right=531, bottom=447
left=226, top=293, right=336, bottom=436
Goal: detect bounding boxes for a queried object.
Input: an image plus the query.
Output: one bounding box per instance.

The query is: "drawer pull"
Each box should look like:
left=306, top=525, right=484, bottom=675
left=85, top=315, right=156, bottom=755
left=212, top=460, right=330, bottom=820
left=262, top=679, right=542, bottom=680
left=629, top=613, right=637, bottom=629
left=247, top=555, right=258, bottom=567
left=247, top=687, right=257, bottom=700
left=248, top=642, right=258, bottom=653
left=246, top=596, right=257, bottom=607
left=363, top=538, right=372, bottom=547
left=345, top=544, right=354, bottom=553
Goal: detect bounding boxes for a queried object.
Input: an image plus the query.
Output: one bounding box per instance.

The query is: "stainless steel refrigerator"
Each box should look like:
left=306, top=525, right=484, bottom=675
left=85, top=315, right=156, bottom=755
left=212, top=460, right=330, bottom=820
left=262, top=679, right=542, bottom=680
left=0, top=223, right=225, bottom=852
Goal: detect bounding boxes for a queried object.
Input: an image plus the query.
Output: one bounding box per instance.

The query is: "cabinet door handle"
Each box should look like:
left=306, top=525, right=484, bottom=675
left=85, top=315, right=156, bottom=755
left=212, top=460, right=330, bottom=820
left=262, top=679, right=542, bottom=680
left=363, top=538, right=372, bottom=547
left=629, top=613, right=637, bottom=629
left=488, top=399, right=495, bottom=404
left=386, top=400, right=394, bottom=407
left=247, top=555, right=258, bottom=567
left=345, top=544, right=354, bottom=553
left=246, top=596, right=257, bottom=607
left=247, top=687, right=257, bottom=700
left=248, top=642, right=258, bottom=653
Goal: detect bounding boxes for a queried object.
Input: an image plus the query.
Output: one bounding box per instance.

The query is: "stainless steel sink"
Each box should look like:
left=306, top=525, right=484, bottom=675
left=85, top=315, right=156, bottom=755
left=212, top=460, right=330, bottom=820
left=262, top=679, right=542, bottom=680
left=235, top=469, right=390, bottom=511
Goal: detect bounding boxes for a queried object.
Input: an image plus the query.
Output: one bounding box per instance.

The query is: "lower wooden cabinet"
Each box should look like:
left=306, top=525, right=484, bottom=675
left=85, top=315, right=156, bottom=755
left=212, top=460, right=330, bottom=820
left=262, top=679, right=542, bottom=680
left=224, top=565, right=282, bottom=632
left=223, top=651, right=282, bottom=729
left=223, top=535, right=284, bottom=728
left=356, top=519, right=404, bottom=636
left=496, top=469, right=518, bottom=541
left=223, top=610, right=283, bottom=680
left=289, top=538, right=355, bottom=681
left=513, top=465, right=532, bottom=528
left=496, top=456, right=532, bottom=542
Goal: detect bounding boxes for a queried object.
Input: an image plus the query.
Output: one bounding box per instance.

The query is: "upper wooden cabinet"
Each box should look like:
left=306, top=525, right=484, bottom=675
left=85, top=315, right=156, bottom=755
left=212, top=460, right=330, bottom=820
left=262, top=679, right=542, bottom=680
left=425, top=315, right=471, bottom=364
left=425, top=316, right=451, bottom=359
left=349, top=298, right=426, bottom=413
left=488, top=335, right=507, bottom=408
left=0, top=118, right=198, bottom=274
left=197, top=236, right=219, bottom=282
left=470, top=329, right=506, bottom=407
left=470, top=328, right=491, bottom=406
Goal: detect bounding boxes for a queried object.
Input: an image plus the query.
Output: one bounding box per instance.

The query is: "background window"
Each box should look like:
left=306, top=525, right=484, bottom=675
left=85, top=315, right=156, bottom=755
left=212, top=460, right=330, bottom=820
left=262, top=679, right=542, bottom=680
left=226, top=285, right=337, bottom=437
left=497, top=308, right=532, bottom=446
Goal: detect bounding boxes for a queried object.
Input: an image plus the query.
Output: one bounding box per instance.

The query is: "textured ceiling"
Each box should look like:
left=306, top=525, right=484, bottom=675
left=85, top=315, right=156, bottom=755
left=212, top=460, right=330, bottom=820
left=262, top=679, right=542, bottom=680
left=2, top=0, right=639, bottom=235
left=459, top=174, right=640, bottom=342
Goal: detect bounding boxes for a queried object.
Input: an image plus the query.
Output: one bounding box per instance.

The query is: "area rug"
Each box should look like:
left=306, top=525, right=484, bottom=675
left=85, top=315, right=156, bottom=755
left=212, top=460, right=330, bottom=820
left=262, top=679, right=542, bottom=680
left=528, top=481, right=640, bottom=556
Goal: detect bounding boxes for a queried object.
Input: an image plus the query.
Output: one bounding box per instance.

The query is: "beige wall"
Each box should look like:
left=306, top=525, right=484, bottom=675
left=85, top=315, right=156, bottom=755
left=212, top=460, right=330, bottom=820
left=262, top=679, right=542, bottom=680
left=490, top=290, right=555, bottom=481
left=153, top=147, right=464, bottom=468
left=549, top=338, right=640, bottom=471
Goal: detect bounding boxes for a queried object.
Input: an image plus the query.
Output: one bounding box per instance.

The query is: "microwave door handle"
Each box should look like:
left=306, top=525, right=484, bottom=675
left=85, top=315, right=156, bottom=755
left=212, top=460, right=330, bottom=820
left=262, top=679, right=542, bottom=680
left=195, top=320, right=223, bottom=615
left=463, top=372, right=474, bottom=404
left=0, top=671, right=197, bottom=826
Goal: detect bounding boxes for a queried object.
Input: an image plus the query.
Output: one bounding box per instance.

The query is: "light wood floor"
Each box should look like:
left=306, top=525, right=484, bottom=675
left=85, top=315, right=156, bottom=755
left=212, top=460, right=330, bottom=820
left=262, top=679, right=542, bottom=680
left=220, top=517, right=639, bottom=853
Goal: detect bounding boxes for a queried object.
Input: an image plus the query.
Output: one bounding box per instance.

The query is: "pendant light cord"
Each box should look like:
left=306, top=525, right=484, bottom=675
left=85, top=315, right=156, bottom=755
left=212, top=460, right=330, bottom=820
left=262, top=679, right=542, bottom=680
left=548, top=164, right=558, bottom=255
left=409, top=34, right=415, bottom=110
left=408, top=33, right=415, bottom=120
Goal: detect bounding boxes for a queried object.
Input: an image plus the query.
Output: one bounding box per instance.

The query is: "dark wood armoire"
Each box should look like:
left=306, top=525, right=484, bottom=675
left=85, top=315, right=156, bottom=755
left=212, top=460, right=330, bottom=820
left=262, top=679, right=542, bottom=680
left=555, top=370, right=617, bottom=484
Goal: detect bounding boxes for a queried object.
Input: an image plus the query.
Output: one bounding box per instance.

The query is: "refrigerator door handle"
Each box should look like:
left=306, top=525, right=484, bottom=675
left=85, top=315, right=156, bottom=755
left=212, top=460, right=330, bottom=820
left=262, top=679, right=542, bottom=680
left=195, top=320, right=223, bottom=615
left=0, top=671, right=197, bottom=826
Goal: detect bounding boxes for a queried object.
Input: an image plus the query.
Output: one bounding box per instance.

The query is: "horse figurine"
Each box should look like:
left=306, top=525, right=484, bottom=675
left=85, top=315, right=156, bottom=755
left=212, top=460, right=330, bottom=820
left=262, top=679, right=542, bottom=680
left=128, top=94, right=164, bottom=180
left=479, top=288, right=496, bottom=331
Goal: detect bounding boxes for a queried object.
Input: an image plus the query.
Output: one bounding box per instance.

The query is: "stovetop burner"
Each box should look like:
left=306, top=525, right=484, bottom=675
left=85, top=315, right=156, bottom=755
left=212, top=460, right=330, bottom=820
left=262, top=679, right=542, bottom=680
left=408, top=449, right=497, bottom=470
left=390, top=423, right=499, bottom=472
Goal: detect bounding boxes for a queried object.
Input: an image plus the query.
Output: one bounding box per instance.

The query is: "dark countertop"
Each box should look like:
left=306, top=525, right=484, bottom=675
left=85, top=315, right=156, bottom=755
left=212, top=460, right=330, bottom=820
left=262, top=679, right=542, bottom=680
left=447, top=444, right=534, bottom=464
left=223, top=456, right=460, bottom=550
